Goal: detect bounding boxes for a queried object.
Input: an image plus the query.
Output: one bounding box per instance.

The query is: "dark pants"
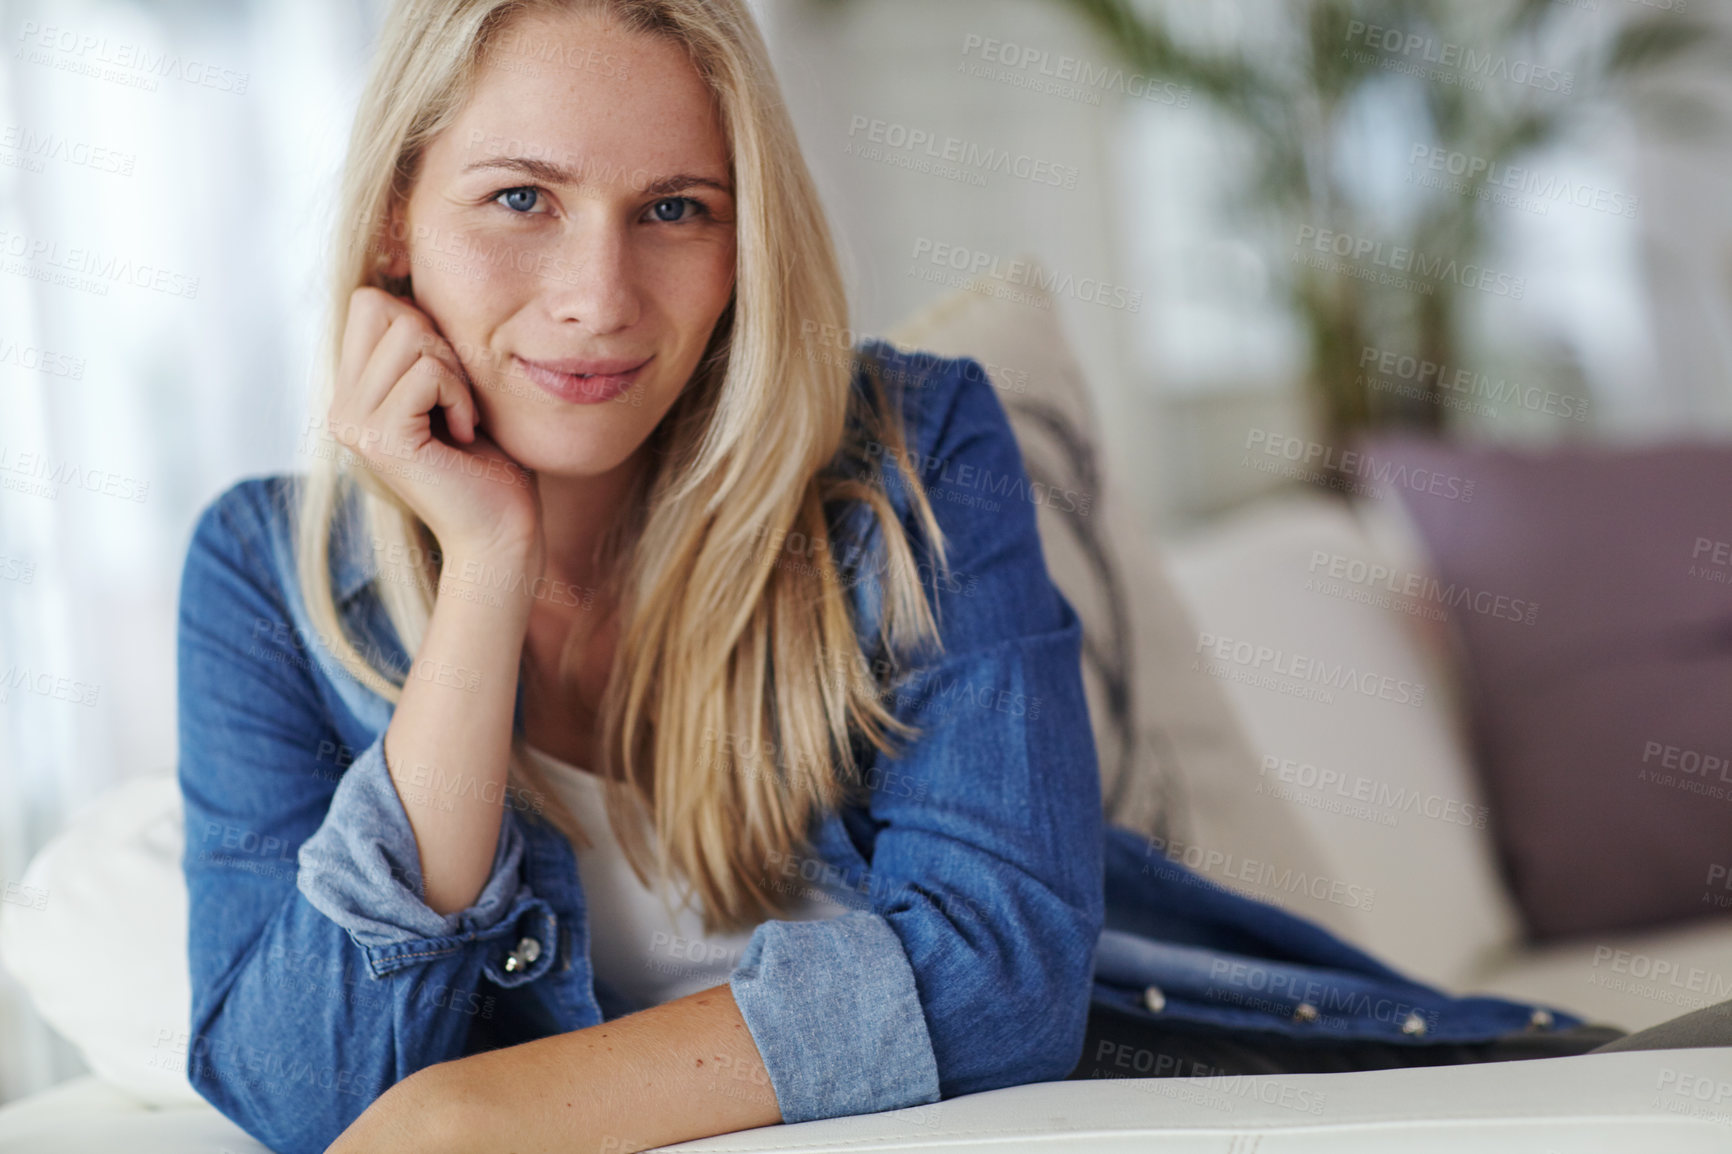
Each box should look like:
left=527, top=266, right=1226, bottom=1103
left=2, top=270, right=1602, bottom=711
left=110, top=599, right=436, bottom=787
left=1065, top=997, right=1693, bottom=1082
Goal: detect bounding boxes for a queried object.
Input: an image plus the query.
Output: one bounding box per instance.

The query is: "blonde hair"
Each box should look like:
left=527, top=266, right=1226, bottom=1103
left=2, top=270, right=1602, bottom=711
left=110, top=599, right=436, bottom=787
left=293, top=0, right=951, bottom=933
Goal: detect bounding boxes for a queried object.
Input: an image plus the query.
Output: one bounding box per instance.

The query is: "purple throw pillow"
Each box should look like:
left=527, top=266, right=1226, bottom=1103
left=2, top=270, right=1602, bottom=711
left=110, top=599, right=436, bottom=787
left=1361, top=435, right=1732, bottom=941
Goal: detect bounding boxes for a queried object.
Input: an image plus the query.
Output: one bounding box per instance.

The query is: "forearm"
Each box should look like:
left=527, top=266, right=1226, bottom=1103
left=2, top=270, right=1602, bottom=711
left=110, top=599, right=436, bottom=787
left=383, top=544, right=535, bottom=916
left=374, top=983, right=781, bottom=1153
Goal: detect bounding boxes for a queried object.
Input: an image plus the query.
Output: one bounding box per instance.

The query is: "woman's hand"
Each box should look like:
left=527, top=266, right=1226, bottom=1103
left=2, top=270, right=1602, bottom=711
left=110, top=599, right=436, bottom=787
left=329, top=286, right=542, bottom=564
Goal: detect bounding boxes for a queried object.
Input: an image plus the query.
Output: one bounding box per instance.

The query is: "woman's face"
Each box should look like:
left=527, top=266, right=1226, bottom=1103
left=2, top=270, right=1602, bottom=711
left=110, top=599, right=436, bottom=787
left=382, top=7, right=737, bottom=478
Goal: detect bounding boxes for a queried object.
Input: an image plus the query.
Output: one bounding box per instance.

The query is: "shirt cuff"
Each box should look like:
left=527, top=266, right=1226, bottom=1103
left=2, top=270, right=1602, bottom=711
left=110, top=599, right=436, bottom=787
left=296, top=733, right=553, bottom=984
left=728, top=910, right=941, bottom=1123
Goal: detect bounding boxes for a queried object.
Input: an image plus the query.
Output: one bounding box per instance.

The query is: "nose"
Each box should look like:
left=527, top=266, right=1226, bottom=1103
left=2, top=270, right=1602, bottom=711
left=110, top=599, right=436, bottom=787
left=540, top=210, right=640, bottom=334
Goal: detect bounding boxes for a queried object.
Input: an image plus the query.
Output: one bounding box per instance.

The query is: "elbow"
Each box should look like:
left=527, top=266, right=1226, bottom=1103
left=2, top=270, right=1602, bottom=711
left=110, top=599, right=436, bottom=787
left=185, top=1003, right=363, bottom=1154
left=933, top=900, right=1101, bottom=1098
left=1022, top=874, right=1105, bottom=1084
left=1015, top=914, right=1100, bottom=1086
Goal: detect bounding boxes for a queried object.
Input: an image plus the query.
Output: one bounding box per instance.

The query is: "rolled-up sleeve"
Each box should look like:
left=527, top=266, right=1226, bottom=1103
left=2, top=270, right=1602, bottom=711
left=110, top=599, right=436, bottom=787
left=728, top=350, right=1106, bottom=1123
left=728, top=911, right=940, bottom=1121
left=178, top=479, right=561, bottom=1154
left=295, top=730, right=555, bottom=985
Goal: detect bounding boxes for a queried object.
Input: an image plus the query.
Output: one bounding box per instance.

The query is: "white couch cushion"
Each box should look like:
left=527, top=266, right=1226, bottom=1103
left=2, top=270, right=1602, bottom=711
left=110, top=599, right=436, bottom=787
left=0, top=1074, right=269, bottom=1153
left=1474, top=916, right=1732, bottom=1034
left=1161, top=491, right=1522, bottom=992
left=5, top=1052, right=1731, bottom=1152
left=0, top=774, right=201, bottom=1107
left=667, top=1047, right=1732, bottom=1152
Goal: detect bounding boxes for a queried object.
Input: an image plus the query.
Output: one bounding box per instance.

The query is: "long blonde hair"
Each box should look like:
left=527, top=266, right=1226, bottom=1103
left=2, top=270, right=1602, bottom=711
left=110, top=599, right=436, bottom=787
left=293, top=0, right=951, bottom=933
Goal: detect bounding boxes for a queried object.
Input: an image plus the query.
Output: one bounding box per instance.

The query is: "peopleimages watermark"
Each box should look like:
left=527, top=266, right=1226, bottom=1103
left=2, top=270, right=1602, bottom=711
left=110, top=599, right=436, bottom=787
left=298, top=417, right=441, bottom=489
left=194, top=820, right=298, bottom=883
left=399, top=762, right=546, bottom=817
left=862, top=437, right=1093, bottom=519
left=367, top=534, right=600, bottom=612
left=908, top=238, right=1143, bottom=313
left=1292, top=225, right=1526, bottom=299
left=160, top=1031, right=369, bottom=1099
left=1343, top=20, right=1574, bottom=94
left=1690, top=537, right=1731, bottom=586
left=1, top=882, right=49, bottom=911
left=1258, top=754, right=1490, bottom=830
left=1406, top=145, right=1638, bottom=220
left=15, top=19, right=251, bottom=95
left=1242, top=429, right=1478, bottom=504
left=700, top=724, right=932, bottom=802
left=246, top=615, right=484, bottom=695
left=0, top=333, right=86, bottom=379
left=958, top=33, right=1192, bottom=109
left=1207, top=957, right=1441, bottom=1035
left=1654, top=1067, right=1732, bottom=1129
left=0, top=227, right=199, bottom=299
left=762, top=850, right=989, bottom=926
left=1084, top=1045, right=1328, bottom=1117
left=746, top=518, right=982, bottom=600
left=464, top=23, right=631, bottom=81
left=1359, top=344, right=1588, bottom=423
left=1306, top=548, right=1539, bottom=626
left=0, top=444, right=149, bottom=503
left=797, top=320, right=1031, bottom=396
left=368, top=212, right=590, bottom=289
left=846, top=114, right=1080, bottom=190
left=0, top=664, right=101, bottom=707
left=1194, top=631, right=1427, bottom=709
left=1704, top=862, right=1732, bottom=911
left=1638, top=739, right=1732, bottom=804
left=1140, top=832, right=1378, bottom=911
left=0, top=122, right=135, bottom=177
left=645, top=929, right=745, bottom=976
left=1588, top=946, right=1732, bottom=1011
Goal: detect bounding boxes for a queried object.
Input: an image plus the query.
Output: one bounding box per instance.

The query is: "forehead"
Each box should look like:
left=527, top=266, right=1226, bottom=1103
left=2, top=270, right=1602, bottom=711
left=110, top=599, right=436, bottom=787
left=436, top=6, right=729, bottom=185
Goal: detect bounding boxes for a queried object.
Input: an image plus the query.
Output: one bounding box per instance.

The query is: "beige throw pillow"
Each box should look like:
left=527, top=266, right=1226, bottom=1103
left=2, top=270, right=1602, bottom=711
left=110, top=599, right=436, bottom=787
left=882, top=264, right=1339, bottom=922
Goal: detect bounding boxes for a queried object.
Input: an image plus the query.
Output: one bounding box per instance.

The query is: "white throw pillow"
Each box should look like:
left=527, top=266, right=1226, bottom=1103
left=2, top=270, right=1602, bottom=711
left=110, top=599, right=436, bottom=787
left=0, top=772, right=203, bottom=1106
left=1162, top=491, right=1522, bottom=990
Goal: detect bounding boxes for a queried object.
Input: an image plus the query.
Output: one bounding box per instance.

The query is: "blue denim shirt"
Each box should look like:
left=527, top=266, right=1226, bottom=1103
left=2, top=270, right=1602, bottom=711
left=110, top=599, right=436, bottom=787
left=178, top=340, right=1582, bottom=1154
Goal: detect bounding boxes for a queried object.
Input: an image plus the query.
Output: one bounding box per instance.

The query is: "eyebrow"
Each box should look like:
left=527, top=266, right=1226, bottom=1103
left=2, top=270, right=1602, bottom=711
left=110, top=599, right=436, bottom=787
left=459, top=155, right=732, bottom=197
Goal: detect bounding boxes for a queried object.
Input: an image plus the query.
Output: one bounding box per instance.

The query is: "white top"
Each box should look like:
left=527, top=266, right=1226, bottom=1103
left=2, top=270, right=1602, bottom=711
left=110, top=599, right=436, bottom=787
left=522, top=744, right=853, bottom=1008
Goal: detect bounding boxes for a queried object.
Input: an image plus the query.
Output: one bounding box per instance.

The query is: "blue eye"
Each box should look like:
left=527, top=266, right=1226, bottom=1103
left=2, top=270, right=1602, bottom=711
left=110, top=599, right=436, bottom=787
left=494, top=187, right=543, bottom=214
left=648, top=196, right=703, bottom=222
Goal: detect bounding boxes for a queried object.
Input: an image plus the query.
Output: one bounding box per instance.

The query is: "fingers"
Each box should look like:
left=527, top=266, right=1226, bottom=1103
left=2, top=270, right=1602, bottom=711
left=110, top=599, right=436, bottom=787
left=354, top=313, right=445, bottom=413
left=337, top=287, right=394, bottom=403
left=335, top=288, right=478, bottom=451
left=435, top=356, right=477, bottom=443
left=371, top=352, right=471, bottom=457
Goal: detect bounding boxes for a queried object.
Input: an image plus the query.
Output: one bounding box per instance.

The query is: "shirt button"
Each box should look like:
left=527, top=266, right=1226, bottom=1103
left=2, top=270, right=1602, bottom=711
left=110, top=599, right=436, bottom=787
left=1293, top=1002, right=1320, bottom=1024
left=1143, top=985, right=1166, bottom=1013
left=1401, top=1012, right=1428, bottom=1037
left=1528, top=1008, right=1554, bottom=1030
left=502, top=935, right=541, bottom=973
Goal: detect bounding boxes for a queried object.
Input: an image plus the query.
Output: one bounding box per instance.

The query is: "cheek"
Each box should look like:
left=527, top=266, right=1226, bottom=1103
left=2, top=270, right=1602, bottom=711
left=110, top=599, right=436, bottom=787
left=409, top=229, right=532, bottom=360
left=647, top=242, right=736, bottom=334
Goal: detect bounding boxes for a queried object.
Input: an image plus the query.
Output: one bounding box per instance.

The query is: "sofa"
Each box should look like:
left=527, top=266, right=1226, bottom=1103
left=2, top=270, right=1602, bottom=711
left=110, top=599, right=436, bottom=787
left=2, top=269, right=1728, bottom=1151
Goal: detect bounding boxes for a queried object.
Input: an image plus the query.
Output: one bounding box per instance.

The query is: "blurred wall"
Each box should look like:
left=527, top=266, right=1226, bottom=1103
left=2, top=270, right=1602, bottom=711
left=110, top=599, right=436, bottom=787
left=755, top=0, right=1166, bottom=532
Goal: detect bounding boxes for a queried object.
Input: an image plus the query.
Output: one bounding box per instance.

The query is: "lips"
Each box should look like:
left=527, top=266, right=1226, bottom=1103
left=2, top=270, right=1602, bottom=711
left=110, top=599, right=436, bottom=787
left=518, top=354, right=651, bottom=377
left=512, top=353, right=651, bottom=405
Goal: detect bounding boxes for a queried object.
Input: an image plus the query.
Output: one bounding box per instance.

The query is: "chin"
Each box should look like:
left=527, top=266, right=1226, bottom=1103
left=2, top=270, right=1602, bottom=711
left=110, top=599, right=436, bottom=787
left=489, top=411, right=649, bottom=478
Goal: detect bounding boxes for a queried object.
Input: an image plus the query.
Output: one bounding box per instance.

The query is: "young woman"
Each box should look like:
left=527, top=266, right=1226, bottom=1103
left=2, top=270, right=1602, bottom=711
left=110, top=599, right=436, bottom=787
left=176, top=2, right=1679, bottom=1152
